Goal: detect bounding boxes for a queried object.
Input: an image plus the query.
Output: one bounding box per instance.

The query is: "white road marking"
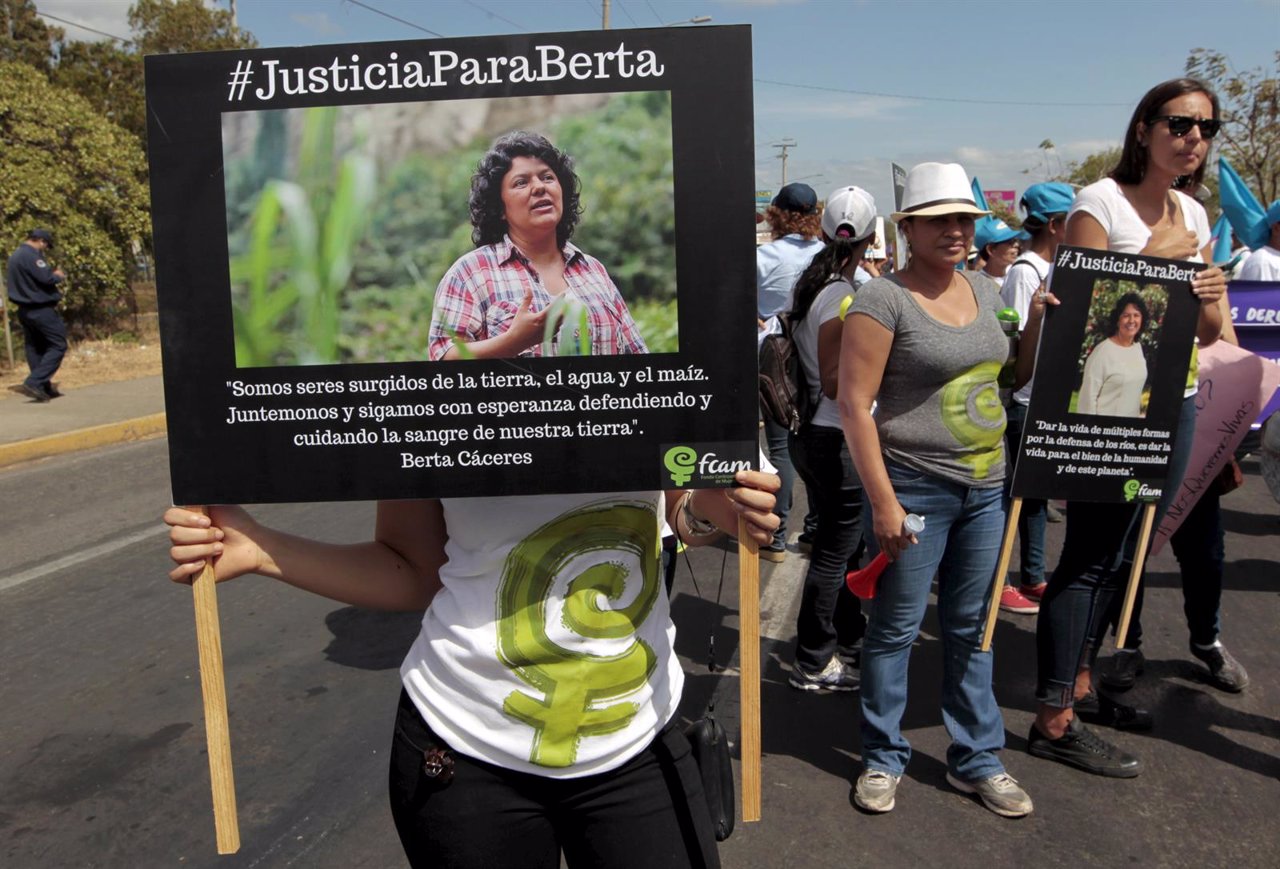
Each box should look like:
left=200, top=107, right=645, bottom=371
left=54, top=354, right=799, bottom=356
left=0, top=525, right=166, bottom=593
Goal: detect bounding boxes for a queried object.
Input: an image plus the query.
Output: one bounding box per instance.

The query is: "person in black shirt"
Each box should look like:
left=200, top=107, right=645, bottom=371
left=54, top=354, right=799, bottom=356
left=6, top=228, right=67, bottom=402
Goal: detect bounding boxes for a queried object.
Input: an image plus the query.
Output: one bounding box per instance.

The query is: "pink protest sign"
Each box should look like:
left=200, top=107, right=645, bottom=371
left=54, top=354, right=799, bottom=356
left=1152, top=340, right=1280, bottom=553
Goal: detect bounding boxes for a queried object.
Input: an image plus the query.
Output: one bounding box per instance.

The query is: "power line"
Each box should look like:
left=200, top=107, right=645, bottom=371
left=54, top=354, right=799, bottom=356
left=755, top=78, right=1130, bottom=108
left=462, top=0, right=527, bottom=31
left=615, top=1, right=640, bottom=28
left=643, top=0, right=663, bottom=26
left=35, top=11, right=130, bottom=44
left=343, top=0, right=445, bottom=38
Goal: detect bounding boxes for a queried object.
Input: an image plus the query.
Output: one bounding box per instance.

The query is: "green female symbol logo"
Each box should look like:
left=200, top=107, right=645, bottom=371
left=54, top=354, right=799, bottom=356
left=1122, top=479, right=1141, bottom=502
left=664, top=446, right=698, bottom=486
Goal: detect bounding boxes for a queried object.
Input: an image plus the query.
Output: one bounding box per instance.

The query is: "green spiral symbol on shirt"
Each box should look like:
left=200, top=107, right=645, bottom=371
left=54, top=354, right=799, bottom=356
left=495, top=499, right=661, bottom=768
left=940, top=360, right=1005, bottom=479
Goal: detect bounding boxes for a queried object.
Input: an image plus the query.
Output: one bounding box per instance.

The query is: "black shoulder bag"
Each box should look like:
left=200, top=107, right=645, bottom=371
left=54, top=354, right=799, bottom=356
left=681, top=548, right=735, bottom=841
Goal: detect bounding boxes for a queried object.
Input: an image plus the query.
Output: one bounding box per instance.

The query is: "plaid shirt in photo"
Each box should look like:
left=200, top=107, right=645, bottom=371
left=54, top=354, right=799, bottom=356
left=428, top=236, right=649, bottom=360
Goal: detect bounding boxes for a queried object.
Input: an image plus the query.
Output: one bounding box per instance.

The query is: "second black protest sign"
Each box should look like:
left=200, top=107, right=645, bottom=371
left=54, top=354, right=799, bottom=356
left=1010, top=246, right=1204, bottom=504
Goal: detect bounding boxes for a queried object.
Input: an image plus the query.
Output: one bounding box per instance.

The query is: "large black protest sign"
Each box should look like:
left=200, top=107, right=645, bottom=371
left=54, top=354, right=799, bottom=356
left=146, top=27, right=757, bottom=504
left=1010, top=246, right=1203, bottom=504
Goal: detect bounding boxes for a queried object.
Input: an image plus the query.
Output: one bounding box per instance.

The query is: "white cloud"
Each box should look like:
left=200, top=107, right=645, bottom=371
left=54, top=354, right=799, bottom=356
left=35, top=0, right=133, bottom=42
left=290, top=12, right=345, bottom=37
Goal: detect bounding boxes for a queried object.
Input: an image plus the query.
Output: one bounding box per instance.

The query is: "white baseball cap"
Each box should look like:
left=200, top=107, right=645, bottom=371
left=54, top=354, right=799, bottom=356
left=822, top=185, right=877, bottom=242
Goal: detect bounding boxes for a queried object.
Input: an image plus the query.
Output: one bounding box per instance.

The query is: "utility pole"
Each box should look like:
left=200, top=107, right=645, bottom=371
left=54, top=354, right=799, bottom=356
left=229, top=0, right=238, bottom=28
left=602, top=0, right=611, bottom=29
left=772, top=139, right=796, bottom=186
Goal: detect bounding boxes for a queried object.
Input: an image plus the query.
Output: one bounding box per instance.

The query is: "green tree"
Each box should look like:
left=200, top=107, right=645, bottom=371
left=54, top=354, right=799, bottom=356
left=989, top=199, right=1021, bottom=230
left=0, top=0, right=58, bottom=72
left=0, top=62, right=150, bottom=334
left=1186, top=49, right=1280, bottom=204
left=49, top=1, right=256, bottom=148
left=129, top=0, right=256, bottom=56
left=1058, top=146, right=1122, bottom=188
left=53, top=41, right=144, bottom=144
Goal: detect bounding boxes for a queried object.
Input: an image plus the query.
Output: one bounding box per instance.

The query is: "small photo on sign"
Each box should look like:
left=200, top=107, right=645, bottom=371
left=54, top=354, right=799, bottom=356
left=1073, top=280, right=1169, bottom=419
left=221, top=92, right=677, bottom=367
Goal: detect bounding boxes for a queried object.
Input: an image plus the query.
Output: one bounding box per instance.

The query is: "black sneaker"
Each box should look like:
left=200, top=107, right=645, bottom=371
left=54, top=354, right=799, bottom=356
left=17, top=382, right=51, bottom=402
left=796, top=531, right=814, bottom=554
left=1100, top=649, right=1145, bottom=692
left=1190, top=642, right=1249, bottom=692
left=1074, top=692, right=1153, bottom=731
left=1027, top=718, right=1142, bottom=777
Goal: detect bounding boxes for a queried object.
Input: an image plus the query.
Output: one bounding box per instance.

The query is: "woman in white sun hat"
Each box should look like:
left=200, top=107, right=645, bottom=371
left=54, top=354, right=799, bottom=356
left=839, top=162, right=1052, bottom=818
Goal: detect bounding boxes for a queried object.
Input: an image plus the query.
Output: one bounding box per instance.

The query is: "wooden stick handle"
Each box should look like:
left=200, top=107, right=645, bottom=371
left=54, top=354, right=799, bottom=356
left=737, top=518, right=761, bottom=823
left=980, top=498, right=1022, bottom=652
left=190, top=507, right=240, bottom=854
left=1115, top=503, right=1157, bottom=650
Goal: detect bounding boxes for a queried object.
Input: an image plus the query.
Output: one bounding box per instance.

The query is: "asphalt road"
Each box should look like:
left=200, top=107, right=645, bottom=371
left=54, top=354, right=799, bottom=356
left=1, top=439, right=1278, bottom=868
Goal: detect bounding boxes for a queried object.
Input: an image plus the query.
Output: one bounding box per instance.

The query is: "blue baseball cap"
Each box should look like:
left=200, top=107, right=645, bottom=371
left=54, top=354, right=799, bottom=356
left=27, top=228, right=54, bottom=247
left=1021, top=182, right=1075, bottom=223
left=771, top=183, right=818, bottom=215
left=974, top=217, right=1020, bottom=251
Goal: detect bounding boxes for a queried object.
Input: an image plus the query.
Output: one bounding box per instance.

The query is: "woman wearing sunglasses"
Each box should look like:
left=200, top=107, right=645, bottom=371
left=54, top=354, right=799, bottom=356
left=1028, top=78, right=1233, bottom=777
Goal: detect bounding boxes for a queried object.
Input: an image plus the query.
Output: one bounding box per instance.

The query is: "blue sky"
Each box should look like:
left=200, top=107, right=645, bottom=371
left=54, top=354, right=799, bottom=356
left=38, top=0, right=1280, bottom=216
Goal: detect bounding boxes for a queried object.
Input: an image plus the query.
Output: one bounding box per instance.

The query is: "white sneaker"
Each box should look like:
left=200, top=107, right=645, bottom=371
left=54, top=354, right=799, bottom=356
left=946, top=771, right=1033, bottom=818
left=854, top=769, right=900, bottom=813
left=788, top=656, right=859, bottom=692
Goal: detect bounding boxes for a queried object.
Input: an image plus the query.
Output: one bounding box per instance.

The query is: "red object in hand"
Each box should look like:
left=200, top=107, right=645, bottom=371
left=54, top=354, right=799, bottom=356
left=846, top=553, right=889, bottom=600
left=845, top=514, right=924, bottom=600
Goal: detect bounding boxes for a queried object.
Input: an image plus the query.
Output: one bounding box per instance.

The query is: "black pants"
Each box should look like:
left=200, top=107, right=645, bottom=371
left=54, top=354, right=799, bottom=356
left=388, top=690, right=720, bottom=869
left=1034, top=503, right=1142, bottom=706
left=789, top=423, right=866, bottom=672
left=16, top=303, right=67, bottom=390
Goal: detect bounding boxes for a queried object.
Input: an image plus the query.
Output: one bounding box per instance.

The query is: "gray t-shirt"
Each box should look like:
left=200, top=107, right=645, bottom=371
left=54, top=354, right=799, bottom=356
left=849, top=271, right=1009, bottom=488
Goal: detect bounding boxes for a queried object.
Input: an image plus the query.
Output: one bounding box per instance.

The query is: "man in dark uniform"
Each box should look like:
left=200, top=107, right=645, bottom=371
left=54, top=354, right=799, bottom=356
left=7, top=228, right=67, bottom=402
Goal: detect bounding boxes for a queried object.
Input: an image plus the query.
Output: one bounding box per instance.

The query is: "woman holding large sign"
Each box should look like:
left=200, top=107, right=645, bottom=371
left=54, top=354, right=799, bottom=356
left=428, top=131, right=647, bottom=360
left=165, top=476, right=779, bottom=868
left=839, top=162, right=1050, bottom=818
left=1029, top=78, right=1232, bottom=777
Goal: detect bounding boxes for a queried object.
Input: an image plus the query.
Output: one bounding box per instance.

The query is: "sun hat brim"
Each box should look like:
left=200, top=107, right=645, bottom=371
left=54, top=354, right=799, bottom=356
left=891, top=201, right=990, bottom=223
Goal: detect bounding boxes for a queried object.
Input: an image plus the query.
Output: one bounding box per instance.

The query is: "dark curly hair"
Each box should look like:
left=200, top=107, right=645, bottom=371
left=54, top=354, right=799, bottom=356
left=1110, top=78, right=1219, bottom=191
left=1106, top=292, right=1149, bottom=340
left=469, top=131, right=583, bottom=248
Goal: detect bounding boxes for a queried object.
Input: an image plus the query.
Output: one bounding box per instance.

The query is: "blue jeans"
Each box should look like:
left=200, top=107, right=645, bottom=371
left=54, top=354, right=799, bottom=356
left=860, top=461, right=1008, bottom=781
left=1003, top=401, right=1046, bottom=586
left=789, top=424, right=866, bottom=672
left=762, top=414, right=795, bottom=548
